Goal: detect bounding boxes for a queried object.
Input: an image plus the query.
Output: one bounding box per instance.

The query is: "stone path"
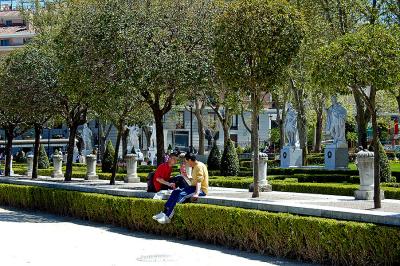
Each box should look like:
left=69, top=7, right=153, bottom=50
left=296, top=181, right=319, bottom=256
left=1, top=176, right=399, bottom=226
left=0, top=207, right=312, bottom=266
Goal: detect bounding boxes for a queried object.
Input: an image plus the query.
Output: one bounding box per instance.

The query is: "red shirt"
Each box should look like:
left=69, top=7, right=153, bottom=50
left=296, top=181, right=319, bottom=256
left=153, top=163, right=172, bottom=192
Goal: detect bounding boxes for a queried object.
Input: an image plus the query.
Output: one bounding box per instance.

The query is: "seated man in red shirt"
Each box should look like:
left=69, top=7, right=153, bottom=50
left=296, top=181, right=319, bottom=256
left=152, top=152, right=188, bottom=192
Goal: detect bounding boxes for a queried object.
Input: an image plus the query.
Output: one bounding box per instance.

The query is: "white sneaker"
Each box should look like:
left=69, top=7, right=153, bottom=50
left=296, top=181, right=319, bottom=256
left=152, top=212, right=164, bottom=220
left=157, top=213, right=171, bottom=224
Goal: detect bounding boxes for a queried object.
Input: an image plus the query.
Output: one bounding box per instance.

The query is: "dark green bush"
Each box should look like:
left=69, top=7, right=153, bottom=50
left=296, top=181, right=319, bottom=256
left=220, top=140, right=240, bottom=176
left=379, top=141, right=392, bottom=182
left=306, top=154, right=324, bottom=165
left=15, top=150, right=27, bottom=163
left=38, top=145, right=50, bottom=169
left=0, top=184, right=399, bottom=265
left=207, top=143, right=221, bottom=171
left=102, top=140, right=115, bottom=173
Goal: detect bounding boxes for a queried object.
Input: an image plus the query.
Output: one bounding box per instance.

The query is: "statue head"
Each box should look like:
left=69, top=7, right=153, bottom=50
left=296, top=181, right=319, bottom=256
left=331, top=95, right=338, bottom=105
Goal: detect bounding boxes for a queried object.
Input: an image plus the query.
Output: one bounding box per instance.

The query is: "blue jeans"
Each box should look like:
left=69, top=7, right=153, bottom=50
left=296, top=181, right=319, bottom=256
left=164, top=186, right=206, bottom=218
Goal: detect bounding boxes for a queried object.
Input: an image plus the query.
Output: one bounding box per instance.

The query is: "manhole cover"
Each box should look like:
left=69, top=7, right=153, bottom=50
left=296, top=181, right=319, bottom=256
left=136, top=254, right=175, bottom=262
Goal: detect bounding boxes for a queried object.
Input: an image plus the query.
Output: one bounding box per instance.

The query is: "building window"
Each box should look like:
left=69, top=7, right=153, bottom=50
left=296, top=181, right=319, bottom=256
left=5, top=20, right=12, bottom=26
left=174, top=131, right=189, bottom=148
left=231, top=115, right=238, bottom=130
left=0, top=40, right=9, bottom=46
left=176, top=111, right=185, bottom=129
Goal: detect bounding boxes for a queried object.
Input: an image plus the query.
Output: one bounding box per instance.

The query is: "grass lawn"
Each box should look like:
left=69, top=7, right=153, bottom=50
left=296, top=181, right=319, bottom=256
left=349, top=161, right=400, bottom=172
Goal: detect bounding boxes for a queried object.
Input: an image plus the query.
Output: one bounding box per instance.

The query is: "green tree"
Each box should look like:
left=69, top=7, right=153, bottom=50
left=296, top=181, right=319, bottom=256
left=0, top=43, right=60, bottom=179
left=220, top=140, right=240, bottom=176
left=102, top=140, right=115, bottom=173
left=38, top=145, right=50, bottom=169
left=135, top=0, right=218, bottom=165
left=22, top=0, right=89, bottom=181
left=313, top=24, right=400, bottom=208
left=207, top=142, right=221, bottom=171
left=53, top=0, right=152, bottom=184
left=214, top=0, right=304, bottom=197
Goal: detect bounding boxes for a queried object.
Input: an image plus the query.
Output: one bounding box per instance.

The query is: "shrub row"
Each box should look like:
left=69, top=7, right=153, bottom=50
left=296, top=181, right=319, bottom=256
left=208, top=177, right=400, bottom=199
left=0, top=184, right=399, bottom=265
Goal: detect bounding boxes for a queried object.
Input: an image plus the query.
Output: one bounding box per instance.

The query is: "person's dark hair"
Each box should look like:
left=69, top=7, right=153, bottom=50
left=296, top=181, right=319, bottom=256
left=185, top=152, right=196, bottom=162
left=169, top=152, right=178, bottom=158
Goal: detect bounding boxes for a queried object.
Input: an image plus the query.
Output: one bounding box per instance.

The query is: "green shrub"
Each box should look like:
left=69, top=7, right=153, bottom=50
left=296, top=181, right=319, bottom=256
left=236, top=145, right=244, bottom=154
left=207, top=143, right=221, bottom=171
left=102, top=140, right=115, bottom=173
left=220, top=140, right=240, bottom=176
left=379, top=141, right=392, bottom=182
left=38, top=145, right=50, bottom=169
left=0, top=184, right=399, bottom=265
left=15, top=150, right=27, bottom=163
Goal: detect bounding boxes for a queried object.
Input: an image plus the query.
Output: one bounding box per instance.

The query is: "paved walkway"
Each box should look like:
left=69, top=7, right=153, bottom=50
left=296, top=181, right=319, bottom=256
left=1, top=176, right=399, bottom=226
left=0, top=207, right=311, bottom=266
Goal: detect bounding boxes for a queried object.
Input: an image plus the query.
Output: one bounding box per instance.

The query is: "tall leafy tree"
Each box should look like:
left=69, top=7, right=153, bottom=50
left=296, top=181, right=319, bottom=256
left=135, top=0, right=219, bottom=165
left=0, top=43, right=60, bottom=179
left=313, top=24, right=400, bottom=208
left=214, top=0, right=304, bottom=197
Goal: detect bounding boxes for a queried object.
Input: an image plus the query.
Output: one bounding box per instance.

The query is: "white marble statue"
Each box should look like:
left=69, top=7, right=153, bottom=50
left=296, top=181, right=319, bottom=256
left=127, top=125, right=139, bottom=152
left=150, top=123, right=156, bottom=148
left=326, top=96, right=347, bottom=147
left=82, top=123, right=93, bottom=155
left=284, top=103, right=299, bottom=148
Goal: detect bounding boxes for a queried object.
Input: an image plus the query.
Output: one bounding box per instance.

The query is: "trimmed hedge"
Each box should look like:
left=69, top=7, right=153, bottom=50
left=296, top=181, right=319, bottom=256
left=0, top=184, right=399, bottom=265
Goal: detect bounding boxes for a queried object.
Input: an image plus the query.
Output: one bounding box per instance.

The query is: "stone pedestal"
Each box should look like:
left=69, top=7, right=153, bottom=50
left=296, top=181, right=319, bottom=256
left=249, top=153, right=272, bottom=192
left=280, top=146, right=302, bottom=168
left=85, top=155, right=98, bottom=180
left=354, top=150, right=384, bottom=200
left=324, top=144, right=349, bottom=170
left=125, top=154, right=139, bottom=183
left=51, top=155, right=64, bottom=178
left=26, top=155, right=33, bottom=177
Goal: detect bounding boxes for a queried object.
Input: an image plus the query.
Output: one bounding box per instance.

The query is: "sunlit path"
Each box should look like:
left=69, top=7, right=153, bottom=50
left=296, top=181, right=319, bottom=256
left=0, top=207, right=312, bottom=266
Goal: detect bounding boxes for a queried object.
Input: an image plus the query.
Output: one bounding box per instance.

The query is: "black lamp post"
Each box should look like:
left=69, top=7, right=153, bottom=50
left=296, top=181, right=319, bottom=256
left=47, top=127, right=51, bottom=156
left=189, top=102, right=193, bottom=152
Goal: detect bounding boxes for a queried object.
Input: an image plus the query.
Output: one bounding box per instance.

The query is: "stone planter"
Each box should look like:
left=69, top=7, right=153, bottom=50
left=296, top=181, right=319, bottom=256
left=26, top=154, right=33, bottom=177
left=51, top=155, right=64, bottom=178
left=85, top=155, right=98, bottom=180
left=354, top=149, right=384, bottom=200
left=250, top=153, right=272, bottom=192
left=125, top=154, right=139, bottom=183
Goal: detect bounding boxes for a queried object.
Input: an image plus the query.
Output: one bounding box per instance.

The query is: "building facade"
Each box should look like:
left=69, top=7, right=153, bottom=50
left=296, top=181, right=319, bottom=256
left=0, top=9, right=35, bottom=54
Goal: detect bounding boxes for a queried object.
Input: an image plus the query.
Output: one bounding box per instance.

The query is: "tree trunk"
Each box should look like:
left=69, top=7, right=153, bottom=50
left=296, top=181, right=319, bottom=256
left=4, top=127, right=14, bottom=176
left=223, top=124, right=230, bottom=146
left=110, top=123, right=123, bottom=185
left=65, top=124, right=77, bottom=181
left=279, top=106, right=286, bottom=151
left=291, top=79, right=308, bottom=165
left=121, top=126, right=129, bottom=157
left=154, top=110, right=165, bottom=165
left=371, top=110, right=381, bottom=208
left=32, top=124, right=42, bottom=179
left=194, top=100, right=205, bottom=155
left=251, top=91, right=260, bottom=198
left=353, top=88, right=370, bottom=148
left=314, top=105, right=323, bottom=153
left=99, top=123, right=113, bottom=160
left=396, top=95, right=400, bottom=114
left=298, top=112, right=308, bottom=165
